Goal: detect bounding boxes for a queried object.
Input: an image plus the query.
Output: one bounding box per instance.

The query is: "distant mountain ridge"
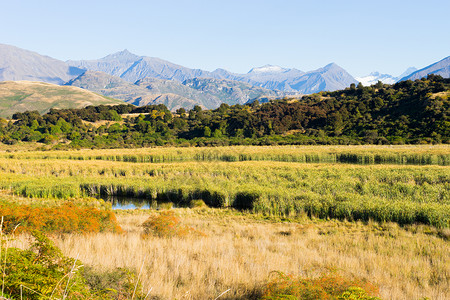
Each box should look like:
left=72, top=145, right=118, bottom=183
left=67, top=50, right=358, bottom=94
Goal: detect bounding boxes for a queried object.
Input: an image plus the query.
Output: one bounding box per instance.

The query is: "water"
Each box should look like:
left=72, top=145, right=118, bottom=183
left=104, top=197, right=156, bottom=210
left=103, top=196, right=177, bottom=210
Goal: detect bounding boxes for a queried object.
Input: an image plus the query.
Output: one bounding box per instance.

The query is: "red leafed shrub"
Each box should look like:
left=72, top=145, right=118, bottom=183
left=0, top=202, right=122, bottom=234
left=141, top=210, right=205, bottom=238
left=262, top=271, right=380, bottom=300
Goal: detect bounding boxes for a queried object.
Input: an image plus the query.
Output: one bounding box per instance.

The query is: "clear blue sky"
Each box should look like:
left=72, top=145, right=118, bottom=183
left=2, top=0, right=449, bottom=77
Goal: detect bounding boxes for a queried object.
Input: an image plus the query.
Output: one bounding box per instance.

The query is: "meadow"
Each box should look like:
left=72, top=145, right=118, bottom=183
left=0, top=145, right=449, bottom=299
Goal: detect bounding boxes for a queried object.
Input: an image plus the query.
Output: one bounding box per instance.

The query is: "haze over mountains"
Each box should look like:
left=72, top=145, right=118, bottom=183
left=0, top=43, right=449, bottom=113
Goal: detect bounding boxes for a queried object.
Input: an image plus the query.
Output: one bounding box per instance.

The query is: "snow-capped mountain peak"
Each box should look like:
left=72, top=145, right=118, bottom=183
left=356, top=73, right=396, bottom=86
left=248, top=65, right=288, bottom=74
left=356, top=67, right=418, bottom=86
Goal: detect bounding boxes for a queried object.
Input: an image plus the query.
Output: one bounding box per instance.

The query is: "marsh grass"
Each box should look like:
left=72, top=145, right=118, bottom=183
left=2, top=145, right=450, bottom=165
left=0, top=156, right=448, bottom=227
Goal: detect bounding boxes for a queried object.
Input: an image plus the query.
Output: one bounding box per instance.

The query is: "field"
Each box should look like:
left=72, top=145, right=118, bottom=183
left=1, top=145, right=449, bottom=299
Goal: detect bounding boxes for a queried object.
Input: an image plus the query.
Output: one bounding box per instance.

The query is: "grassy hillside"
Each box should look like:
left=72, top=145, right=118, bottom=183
left=0, top=81, right=124, bottom=118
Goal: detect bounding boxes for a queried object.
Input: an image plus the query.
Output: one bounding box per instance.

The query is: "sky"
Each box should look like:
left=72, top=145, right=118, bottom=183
left=1, top=0, right=449, bottom=77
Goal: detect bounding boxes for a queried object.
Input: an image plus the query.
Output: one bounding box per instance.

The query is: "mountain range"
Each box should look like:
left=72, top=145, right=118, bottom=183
left=67, top=50, right=358, bottom=94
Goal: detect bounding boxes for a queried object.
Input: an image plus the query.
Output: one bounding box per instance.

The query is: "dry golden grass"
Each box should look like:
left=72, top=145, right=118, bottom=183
left=0, top=81, right=123, bottom=118
left=2, top=144, right=450, bottom=159
left=0, top=142, right=44, bottom=152
left=12, top=208, right=449, bottom=300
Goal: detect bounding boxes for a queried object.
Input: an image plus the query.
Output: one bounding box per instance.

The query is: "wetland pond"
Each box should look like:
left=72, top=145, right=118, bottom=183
left=103, top=196, right=177, bottom=210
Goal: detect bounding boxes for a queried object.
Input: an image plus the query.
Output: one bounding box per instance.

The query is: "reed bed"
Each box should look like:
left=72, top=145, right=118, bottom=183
left=1, top=145, right=450, bottom=165
left=0, top=155, right=448, bottom=228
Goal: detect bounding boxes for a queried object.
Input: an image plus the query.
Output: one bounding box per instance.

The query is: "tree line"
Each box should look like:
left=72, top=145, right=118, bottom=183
left=0, top=74, right=448, bottom=148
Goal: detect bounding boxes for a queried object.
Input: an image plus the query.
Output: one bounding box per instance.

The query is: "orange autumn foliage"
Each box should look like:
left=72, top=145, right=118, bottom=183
left=0, top=202, right=122, bottom=234
left=141, top=210, right=205, bottom=238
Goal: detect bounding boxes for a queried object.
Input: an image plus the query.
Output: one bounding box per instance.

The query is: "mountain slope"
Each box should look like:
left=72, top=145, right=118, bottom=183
left=182, top=77, right=286, bottom=105
left=134, top=77, right=221, bottom=108
left=400, top=56, right=450, bottom=81
left=65, top=71, right=284, bottom=110
left=0, top=81, right=124, bottom=118
left=65, top=71, right=150, bottom=103
left=0, top=44, right=84, bottom=85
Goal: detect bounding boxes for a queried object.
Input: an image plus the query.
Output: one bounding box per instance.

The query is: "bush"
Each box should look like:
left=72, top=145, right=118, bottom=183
left=82, top=266, right=142, bottom=299
left=141, top=210, right=205, bottom=238
left=1, top=231, right=145, bottom=300
left=3, top=231, right=89, bottom=299
left=262, top=271, right=381, bottom=300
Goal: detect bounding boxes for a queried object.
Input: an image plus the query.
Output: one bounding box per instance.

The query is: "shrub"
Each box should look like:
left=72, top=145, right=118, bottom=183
left=82, top=266, right=143, bottom=299
left=2, top=231, right=89, bottom=299
left=1, top=231, right=144, bottom=300
left=262, top=271, right=381, bottom=300
left=141, top=210, right=205, bottom=238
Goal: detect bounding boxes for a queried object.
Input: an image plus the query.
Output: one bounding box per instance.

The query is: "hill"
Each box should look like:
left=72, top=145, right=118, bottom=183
left=0, top=81, right=124, bottom=118
left=0, top=44, right=84, bottom=85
